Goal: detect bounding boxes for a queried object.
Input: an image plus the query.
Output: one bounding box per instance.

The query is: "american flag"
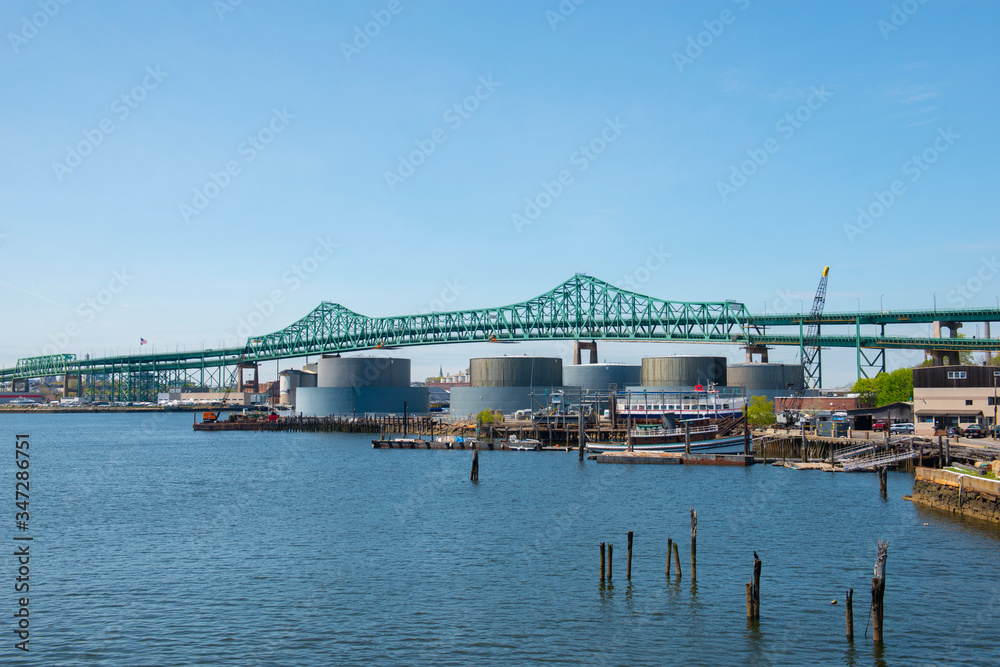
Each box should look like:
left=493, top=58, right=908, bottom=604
left=140, top=338, right=147, bottom=345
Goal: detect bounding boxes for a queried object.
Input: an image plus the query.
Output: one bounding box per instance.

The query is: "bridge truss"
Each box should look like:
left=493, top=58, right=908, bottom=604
left=2, top=274, right=999, bottom=402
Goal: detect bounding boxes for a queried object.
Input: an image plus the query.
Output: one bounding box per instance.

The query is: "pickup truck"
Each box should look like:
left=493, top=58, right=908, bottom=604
left=873, top=420, right=888, bottom=431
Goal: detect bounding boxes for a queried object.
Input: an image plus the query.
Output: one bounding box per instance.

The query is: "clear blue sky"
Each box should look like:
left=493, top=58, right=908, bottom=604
left=2, top=0, right=997, bottom=387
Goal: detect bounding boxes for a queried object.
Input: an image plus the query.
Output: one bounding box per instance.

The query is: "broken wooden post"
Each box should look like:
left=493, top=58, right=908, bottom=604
left=607, top=543, right=613, bottom=581
left=871, top=540, right=888, bottom=643
left=627, top=531, right=633, bottom=580
left=470, top=448, right=479, bottom=481
left=578, top=409, right=585, bottom=461
left=666, top=537, right=672, bottom=577
left=938, top=435, right=944, bottom=468
left=684, top=421, right=691, bottom=455
left=746, top=552, right=762, bottom=620
left=600, top=542, right=606, bottom=582
left=690, top=508, right=697, bottom=581
left=672, top=540, right=681, bottom=578
left=846, top=588, right=854, bottom=640
left=879, top=468, right=887, bottom=498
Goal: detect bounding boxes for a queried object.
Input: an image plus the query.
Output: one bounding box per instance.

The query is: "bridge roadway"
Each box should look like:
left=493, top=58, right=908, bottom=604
left=2, top=276, right=998, bottom=392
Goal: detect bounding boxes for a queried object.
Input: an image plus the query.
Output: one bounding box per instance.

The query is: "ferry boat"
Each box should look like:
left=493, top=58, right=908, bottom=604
left=614, top=387, right=746, bottom=421
left=587, top=418, right=750, bottom=454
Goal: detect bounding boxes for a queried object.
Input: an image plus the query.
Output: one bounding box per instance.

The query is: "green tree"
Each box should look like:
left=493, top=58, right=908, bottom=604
left=747, top=395, right=776, bottom=428
left=852, top=377, right=878, bottom=408
left=852, top=369, right=913, bottom=407
left=476, top=409, right=496, bottom=425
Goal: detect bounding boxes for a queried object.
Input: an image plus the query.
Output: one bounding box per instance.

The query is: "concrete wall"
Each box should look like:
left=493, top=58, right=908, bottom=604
left=911, top=467, right=1000, bottom=523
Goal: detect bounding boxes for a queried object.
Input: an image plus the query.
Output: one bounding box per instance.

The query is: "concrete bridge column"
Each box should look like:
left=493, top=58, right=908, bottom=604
left=573, top=340, right=598, bottom=364
left=744, top=344, right=769, bottom=363
left=927, top=321, right=963, bottom=366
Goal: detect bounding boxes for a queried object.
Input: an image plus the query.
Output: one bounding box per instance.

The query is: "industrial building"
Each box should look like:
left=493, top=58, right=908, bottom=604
left=294, top=356, right=429, bottom=417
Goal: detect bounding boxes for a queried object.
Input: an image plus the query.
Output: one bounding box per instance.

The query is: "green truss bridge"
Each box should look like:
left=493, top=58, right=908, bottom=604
left=2, top=275, right=999, bottom=402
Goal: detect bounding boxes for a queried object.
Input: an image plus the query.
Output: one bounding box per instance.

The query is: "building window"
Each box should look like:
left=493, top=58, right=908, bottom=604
left=966, top=400, right=974, bottom=406
left=990, top=397, right=997, bottom=406
left=947, top=371, right=967, bottom=380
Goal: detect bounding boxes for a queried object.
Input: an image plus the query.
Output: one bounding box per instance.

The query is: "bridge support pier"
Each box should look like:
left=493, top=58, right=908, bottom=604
left=238, top=363, right=260, bottom=393
left=744, top=344, right=769, bottom=363
left=11, top=379, right=28, bottom=393
left=573, top=340, right=598, bottom=365
left=926, top=321, right=963, bottom=366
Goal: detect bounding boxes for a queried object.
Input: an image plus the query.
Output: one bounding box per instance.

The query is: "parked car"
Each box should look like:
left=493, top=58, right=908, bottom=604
left=962, top=424, right=987, bottom=438
left=873, top=420, right=888, bottom=431
left=890, top=422, right=914, bottom=434
left=946, top=426, right=963, bottom=438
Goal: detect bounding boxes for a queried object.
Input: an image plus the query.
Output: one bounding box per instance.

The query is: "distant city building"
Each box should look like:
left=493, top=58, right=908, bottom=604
left=427, top=367, right=471, bottom=390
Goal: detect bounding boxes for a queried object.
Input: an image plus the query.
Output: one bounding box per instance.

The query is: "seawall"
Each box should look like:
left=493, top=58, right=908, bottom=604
left=911, top=467, right=1000, bottom=523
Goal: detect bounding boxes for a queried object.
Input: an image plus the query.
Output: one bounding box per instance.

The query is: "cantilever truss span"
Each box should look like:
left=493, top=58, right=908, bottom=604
left=2, top=274, right=1000, bottom=401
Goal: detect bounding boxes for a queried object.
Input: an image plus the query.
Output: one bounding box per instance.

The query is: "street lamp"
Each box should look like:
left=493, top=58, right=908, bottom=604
left=933, top=293, right=937, bottom=312
left=856, top=297, right=861, bottom=312
left=880, top=294, right=884, bottom=312
left=799, top=299, right=804, bottom=314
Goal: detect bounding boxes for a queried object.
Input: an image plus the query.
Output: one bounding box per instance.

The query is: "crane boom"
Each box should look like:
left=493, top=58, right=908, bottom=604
left=801, top=266, right=829, bottom=389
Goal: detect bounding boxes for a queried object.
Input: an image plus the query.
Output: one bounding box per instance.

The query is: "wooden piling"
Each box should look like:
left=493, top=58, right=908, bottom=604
left=470, top=448, right=479, bottom=482
left=578, top=410, right=585, bottom=461
left=666, top=537, right=672, bottom=577
left=627, top=531, right=633, bottom=580
left=846, top=588, right=854, bottom=640
left=600, top=542, right=606, bottom=581
left=684, top=421, right=691, bottom=455
left=672, top=540, right=681, bottom=578
left=690, top=508, right=697, bottom=581
left=608, top=543, right=613, bottom=581
left=878, top=468, right=887, bottom=498
left=747, top=553, right=762, bottom=620
left=871, top=540, right=888, bottom=643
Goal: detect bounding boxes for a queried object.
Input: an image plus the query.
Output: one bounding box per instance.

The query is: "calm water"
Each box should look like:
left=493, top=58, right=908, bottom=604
left=1, top=412, right=998, bottom=666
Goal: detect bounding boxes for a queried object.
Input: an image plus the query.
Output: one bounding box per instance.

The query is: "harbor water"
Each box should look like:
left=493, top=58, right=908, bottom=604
left=2, top=412, right=998, bottom=666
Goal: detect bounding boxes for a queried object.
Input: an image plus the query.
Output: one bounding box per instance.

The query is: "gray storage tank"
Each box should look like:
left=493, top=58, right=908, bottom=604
left=727, top=363, right=804, bottom=401
left=563, top=363, right=641, bottom=391
left=641, top=356, right=727, bottom=388
left=470, top=357, right=562, bottom=387
left=317, top=356, right=410, bottom=388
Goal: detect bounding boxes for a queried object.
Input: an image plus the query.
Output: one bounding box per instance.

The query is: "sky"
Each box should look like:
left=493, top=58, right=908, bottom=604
left=1, top=0, right=998, bottom=387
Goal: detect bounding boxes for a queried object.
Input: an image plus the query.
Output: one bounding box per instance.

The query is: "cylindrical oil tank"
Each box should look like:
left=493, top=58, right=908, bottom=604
left=641, top=356, right=727, bottom=387
left=278, top=370, right=302, bottom=405
left=317, top=357, right=410, bottom=388
left=470, top=357, right=562, bottom=387
left=727, top=363, right=804, bottom=394
left=563, top=364, right=641, bottom=391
